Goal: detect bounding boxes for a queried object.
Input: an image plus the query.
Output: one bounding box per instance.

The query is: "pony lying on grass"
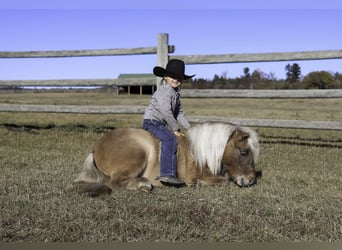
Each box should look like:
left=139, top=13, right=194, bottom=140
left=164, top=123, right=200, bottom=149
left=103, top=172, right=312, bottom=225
left=72, top=122, right=261, bottom=194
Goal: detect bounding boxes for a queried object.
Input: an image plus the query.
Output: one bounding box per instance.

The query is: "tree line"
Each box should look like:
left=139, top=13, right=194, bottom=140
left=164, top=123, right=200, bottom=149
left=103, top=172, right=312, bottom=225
left=183, top=63, right=342, bottom=89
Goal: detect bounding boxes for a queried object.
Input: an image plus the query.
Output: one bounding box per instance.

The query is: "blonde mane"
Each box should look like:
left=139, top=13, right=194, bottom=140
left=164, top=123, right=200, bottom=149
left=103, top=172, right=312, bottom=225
left=186, top=123, right=259, bottom=176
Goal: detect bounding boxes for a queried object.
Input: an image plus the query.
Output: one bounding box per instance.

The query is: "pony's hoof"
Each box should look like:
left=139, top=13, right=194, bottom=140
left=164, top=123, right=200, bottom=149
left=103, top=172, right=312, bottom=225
left=139, top=183, right=154, bottom=193
left=195, top=179, right=205, bottom=186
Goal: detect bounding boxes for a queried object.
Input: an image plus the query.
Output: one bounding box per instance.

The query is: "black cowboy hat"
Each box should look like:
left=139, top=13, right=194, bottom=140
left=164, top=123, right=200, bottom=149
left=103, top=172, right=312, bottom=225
left=153, top=59, right=195, bottom=80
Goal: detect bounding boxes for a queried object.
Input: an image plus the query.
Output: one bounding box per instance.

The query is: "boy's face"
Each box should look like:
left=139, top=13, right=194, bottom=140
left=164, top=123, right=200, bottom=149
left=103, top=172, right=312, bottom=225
left=165, top=76, right=183, bottom=88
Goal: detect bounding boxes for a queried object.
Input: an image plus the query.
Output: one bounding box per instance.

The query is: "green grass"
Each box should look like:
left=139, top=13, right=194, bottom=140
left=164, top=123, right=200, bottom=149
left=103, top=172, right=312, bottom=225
left=0, top=92, right=341, bottom=242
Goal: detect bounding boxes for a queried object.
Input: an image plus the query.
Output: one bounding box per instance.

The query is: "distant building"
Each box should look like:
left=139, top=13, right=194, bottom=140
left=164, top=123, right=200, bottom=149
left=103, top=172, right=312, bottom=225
left=117, top=73, right=155, bottom=95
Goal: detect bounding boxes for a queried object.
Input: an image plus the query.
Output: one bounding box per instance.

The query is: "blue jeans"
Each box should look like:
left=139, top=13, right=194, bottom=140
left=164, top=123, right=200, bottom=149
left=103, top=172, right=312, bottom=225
left=143, top=119, right=178, bottom=177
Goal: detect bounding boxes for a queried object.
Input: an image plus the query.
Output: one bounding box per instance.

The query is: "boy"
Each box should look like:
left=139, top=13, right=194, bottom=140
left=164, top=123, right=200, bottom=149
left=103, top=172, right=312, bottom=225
left=143, top=59, right=195, bottom=187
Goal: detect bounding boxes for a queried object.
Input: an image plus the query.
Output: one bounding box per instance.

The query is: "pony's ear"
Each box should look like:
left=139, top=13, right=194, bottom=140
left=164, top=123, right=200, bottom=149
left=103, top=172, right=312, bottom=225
left=228, top=129, right=238, bottom=141
left=241, top=132, right=249, bottom=140
left=240, top=131, right=250, bottom=141
left=236, top=129, right=250, bottom=141
left=229, top=129, right=249, bottom=142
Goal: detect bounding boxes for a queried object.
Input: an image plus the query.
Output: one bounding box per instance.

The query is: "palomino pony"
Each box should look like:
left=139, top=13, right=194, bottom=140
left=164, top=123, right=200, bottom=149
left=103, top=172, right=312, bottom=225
left=72, top=122, right=260, bottom=194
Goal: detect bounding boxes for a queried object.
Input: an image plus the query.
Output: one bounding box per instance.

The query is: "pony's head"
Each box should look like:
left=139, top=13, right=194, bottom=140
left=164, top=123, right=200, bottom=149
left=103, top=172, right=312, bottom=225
left=187, top=123, right=260, bottom=187
left=222, top=127, right=260, bottom=187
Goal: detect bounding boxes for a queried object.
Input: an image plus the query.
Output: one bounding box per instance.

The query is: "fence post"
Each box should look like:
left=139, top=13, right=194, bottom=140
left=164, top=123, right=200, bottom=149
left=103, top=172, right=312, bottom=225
left=156, top=33, right=169, bottom=88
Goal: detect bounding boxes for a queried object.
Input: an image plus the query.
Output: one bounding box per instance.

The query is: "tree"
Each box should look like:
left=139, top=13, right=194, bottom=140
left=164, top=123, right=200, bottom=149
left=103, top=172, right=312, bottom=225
left=285, top=63, right=301, bottom=83
left=302, top=71, right=334, bottom=89
left=249, top=69, right=263, bottom=89
left=333, top=72, right=342, bottom=88
left=243, top=67, right=250, bottom=78
left=212, top=74, right=226, bottom=89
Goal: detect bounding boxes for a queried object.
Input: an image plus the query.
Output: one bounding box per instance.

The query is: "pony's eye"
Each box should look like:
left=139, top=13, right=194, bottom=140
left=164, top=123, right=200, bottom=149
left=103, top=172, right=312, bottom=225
left=240, top=149, right=249, bottom=156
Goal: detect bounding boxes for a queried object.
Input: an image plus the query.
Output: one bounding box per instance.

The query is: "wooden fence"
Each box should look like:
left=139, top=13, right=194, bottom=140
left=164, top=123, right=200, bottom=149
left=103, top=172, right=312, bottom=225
left=1, top=33, right=342, bottom=130
left=1, top=103, right=341, bottom=130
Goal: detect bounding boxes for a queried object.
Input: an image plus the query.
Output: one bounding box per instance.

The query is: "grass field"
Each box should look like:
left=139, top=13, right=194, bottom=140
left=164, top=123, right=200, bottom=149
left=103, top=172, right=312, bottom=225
left=0, top=92, right=341, bottom=242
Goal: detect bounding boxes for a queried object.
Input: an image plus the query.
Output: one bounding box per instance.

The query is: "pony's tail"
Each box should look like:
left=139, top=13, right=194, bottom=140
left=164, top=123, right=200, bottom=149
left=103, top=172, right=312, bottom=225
left=71, top=153, right=112, bottom=196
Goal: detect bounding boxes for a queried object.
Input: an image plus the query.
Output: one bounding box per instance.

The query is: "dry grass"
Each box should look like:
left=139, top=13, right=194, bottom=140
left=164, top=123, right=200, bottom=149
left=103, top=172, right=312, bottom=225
left=0, top=91, right=341, bottom=242
left=1, top=91, right=341, bottom=122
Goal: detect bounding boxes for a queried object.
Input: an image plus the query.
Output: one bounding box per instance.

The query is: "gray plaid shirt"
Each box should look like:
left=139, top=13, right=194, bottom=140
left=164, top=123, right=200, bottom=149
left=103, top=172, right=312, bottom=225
left=143, top=84, right=190, bottom=131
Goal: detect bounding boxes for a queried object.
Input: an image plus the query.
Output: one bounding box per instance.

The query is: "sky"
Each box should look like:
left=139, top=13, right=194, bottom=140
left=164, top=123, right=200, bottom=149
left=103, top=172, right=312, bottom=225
left=0, top=0, right=341, bottom=81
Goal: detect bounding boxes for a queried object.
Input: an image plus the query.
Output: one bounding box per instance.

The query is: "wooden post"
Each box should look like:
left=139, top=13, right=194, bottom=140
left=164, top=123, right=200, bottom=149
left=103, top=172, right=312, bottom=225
left=156, top=33, right=169, bottom=88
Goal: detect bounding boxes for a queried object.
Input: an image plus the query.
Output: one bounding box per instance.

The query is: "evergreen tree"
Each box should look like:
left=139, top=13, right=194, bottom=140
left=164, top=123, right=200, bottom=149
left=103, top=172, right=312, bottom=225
left=243, top=67, right=250, bottom=78
left=285, top=63, right=301, bottom=83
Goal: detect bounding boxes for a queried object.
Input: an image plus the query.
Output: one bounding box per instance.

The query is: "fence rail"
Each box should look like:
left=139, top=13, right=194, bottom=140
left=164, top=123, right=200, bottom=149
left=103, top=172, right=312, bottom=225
left=0, top=104, right=341, bottom=130
left=0, top=46, right=175, bottom=58
left=0, top=79, right=116, bottom=86
left=181, top=89, right=342, bottom=98
left=172, top=49, right=342, bottom=64
left=1, top=33, right=341, bottom=130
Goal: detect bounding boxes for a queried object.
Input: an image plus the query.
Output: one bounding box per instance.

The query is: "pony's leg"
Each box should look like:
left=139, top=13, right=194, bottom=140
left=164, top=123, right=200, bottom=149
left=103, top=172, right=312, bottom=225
left=195, top=176, right=229, bottom=186
left=73, top=153, right=103, bottom=184
left=110, top=177, right=153, bottom=193
left=73, top=183, right=112, bottom=196
left=72, top=153, right=111, bottom=195
left=127, top=177, right=154, bottom=193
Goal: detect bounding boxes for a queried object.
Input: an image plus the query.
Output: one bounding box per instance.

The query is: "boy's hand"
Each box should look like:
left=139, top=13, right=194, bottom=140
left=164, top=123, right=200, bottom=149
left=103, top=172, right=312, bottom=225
left=174, top=130, right=185, bottom=137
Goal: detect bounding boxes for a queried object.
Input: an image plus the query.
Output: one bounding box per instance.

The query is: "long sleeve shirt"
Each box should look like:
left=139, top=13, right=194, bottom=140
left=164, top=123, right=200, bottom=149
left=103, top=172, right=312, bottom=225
left=143, top=84, right=191, bottom=131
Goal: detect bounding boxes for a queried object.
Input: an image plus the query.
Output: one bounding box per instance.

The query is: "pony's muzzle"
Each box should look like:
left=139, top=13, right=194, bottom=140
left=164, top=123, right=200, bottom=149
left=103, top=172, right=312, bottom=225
left=235, top=175, right=257, bottom=187
left=235, top=170, right=262, bottom=187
